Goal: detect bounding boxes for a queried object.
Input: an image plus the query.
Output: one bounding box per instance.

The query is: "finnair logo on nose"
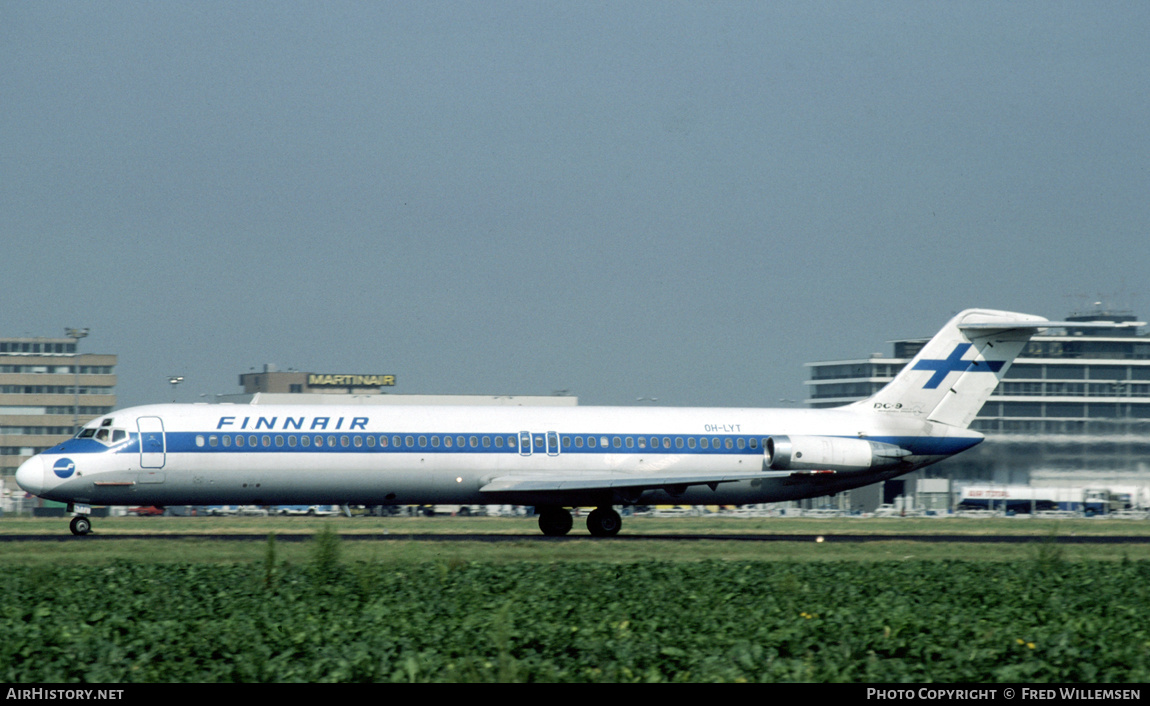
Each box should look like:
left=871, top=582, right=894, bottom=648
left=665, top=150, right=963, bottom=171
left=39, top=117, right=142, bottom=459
left=912, top=343, right=1005, bottom=389
left=53, top=458, right=76, bottom=479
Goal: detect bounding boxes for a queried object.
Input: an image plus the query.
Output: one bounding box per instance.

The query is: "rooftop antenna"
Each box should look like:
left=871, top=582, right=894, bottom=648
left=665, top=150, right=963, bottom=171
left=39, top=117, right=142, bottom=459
left=169, top=375, right=184, bottom=402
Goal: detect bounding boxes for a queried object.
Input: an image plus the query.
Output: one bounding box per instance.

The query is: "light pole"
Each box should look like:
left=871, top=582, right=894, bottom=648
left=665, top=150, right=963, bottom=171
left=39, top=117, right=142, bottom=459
left=168, top=376, right=184, bottom=402
left=65, top=328, right=89, bottom=432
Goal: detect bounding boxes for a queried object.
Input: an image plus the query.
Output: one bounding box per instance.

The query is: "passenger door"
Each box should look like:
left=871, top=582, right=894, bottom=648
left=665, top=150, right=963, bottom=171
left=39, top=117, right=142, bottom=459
left=137, top=416, right=166, bottom=469
left=518, top=431, right=561, bottom=457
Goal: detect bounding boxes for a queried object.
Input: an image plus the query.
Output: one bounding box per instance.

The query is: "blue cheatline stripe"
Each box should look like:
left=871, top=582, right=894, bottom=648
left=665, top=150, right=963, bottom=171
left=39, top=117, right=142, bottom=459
left=97, top=431, right=977, bottom=457
left=163, top=431, right=768, bottom=455
left=46, top=431, right=980, bottom=458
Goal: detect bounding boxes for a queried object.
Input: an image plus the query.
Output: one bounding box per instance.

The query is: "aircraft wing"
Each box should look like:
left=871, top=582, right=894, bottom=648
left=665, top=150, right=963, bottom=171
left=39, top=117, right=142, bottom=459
left=479, top=470, right=793, bottom=494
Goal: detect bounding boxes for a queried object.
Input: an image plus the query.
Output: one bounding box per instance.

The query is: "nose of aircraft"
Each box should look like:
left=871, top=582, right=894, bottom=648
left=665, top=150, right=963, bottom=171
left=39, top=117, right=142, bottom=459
left=16, top=456, right=44, bottom=496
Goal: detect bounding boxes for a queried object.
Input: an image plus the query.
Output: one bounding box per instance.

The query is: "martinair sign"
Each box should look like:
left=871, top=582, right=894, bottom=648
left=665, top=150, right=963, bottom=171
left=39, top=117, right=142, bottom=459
left=307, top=374, right=396, bottom=388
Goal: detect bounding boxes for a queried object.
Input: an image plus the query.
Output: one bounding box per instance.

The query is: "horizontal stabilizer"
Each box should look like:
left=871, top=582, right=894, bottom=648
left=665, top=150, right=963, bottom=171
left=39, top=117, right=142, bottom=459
left=857, top=310, right=1142, bottom=429
left=959, top=319, right=1144, bottom=331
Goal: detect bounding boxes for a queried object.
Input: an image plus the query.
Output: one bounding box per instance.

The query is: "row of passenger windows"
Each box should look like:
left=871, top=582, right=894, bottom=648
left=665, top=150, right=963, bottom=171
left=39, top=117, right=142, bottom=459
left=570, top=435, right=763, bottom=450
left=193, top=433, right=767, bottom=452
left=196, top=434, right=510, bottom=450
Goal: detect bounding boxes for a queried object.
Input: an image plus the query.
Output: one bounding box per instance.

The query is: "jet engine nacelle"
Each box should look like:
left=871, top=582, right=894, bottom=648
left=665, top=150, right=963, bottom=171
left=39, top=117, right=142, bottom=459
left=765, top=435, right=910, bottom=473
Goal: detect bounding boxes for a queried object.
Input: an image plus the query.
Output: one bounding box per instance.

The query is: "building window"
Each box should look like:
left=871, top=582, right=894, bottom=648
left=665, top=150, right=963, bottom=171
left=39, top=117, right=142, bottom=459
left=1002, top=403, right=1042, bottom=417
left=1046, top=403, right=1085, bottom=418
left=1007, top=364, right=1044, bottom=379
left=1046, top=382, right=1085, bottom=396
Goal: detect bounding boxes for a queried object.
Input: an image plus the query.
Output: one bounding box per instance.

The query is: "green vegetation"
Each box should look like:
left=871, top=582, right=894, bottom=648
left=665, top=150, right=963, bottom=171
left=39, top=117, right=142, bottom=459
left=3, top=553, right=1148, bottom=682
left=2, top=516, right=1149, bottom=681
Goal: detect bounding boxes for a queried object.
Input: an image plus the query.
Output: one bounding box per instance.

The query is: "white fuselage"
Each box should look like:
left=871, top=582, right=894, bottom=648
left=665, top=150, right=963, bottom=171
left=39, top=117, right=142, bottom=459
left=17, top=402, right=980, bottom=509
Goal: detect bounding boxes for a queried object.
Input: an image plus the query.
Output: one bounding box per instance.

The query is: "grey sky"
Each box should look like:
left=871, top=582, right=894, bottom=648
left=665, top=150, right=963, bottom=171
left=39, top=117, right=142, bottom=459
left=3, top=2, right=1148, bottom=410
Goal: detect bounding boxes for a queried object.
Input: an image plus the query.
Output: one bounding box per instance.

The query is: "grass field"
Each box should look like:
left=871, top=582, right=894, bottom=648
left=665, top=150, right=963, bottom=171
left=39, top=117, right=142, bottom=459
left=2, top=513, right=1150, bottom=565
left=3, top=514, right=1150, bottom=681
left=7, top=511, right=1150, bottom=535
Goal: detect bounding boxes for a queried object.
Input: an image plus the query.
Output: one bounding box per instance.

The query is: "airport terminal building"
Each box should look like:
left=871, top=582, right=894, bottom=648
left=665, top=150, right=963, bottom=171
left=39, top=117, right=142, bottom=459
left=229, top=364, right=578, bottom=407
left=805, top=310, right=1150, bottom=498
left=238, top=365, right=397, bottom=395
left=0, top=336, right=116, bottom=481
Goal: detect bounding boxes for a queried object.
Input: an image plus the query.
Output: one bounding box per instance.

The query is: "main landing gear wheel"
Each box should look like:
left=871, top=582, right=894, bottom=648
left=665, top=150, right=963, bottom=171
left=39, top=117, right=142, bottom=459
left=69, top=516, right=92, bottom=536
left=587, top=507, right=622, bottom=537
left=537, top=507, right=573, bottom=536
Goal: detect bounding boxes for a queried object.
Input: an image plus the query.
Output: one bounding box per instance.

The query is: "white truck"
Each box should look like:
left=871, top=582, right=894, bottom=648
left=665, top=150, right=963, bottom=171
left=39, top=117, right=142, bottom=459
left=957, top=486, right=1131, bottom=515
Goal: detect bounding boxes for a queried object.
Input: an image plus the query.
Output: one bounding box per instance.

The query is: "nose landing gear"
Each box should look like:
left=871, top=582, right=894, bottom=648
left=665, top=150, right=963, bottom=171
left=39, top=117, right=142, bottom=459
left=69, top=515, right=92, bottom=536
left=66, top=503, right=93, bottom=536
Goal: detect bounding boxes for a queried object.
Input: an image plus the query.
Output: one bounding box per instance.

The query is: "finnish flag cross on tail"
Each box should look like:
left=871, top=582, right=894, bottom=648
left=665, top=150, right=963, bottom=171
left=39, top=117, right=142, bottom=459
left=853, top=309, right=1049, bottom=429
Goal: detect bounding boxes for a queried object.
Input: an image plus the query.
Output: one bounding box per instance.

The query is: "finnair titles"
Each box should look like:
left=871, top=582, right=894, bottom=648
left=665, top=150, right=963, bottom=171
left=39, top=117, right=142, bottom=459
left=17, top=309, right=1138, bottom=537
left=216, top=415, right=370, bottom=431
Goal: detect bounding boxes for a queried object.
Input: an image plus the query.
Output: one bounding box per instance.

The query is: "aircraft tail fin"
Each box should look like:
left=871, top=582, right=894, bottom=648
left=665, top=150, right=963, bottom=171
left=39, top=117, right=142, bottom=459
left=852, top=309, right=1047, bottom=429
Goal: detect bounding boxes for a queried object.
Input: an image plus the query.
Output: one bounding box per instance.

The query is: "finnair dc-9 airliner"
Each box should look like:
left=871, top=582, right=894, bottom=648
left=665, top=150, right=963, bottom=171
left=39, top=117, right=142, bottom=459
left=17, top=309, right=1127, bottom=537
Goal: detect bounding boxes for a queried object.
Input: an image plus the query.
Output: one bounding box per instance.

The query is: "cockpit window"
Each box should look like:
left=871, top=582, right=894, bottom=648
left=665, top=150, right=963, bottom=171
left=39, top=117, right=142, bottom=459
left=80, top=425, right=128, bottom=445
